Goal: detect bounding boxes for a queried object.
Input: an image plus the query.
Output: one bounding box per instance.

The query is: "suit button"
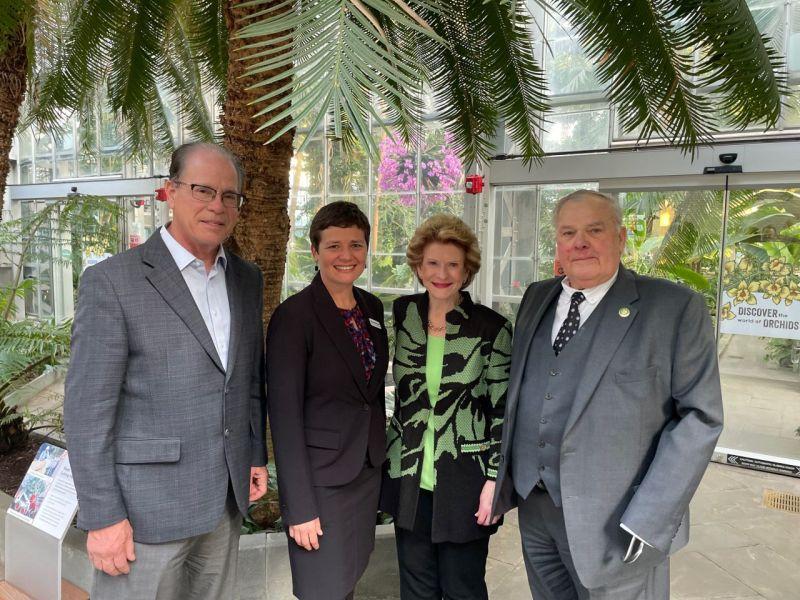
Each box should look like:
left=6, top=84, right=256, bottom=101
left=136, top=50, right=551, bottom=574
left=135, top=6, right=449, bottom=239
left=540, top=418, right=547, bottom=424
left=363, top=404, right=369, bottom=412
left=549, top=369, right=559, bottom=376
left=539, top=465, right=545, bottom=471
left=224, top=428, right=230, bottom=437
left=544, top=393, right=552, bottom=400
left=538, top=441, right=546, bottom=448
left=224, top=386, right=229, bottom=394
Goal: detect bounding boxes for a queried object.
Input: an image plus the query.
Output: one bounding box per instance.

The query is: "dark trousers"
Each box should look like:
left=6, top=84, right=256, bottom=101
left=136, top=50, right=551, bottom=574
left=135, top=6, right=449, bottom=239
left=395, top=490, right=490, bottom=600
left=518, top=487, right=670, bottom=600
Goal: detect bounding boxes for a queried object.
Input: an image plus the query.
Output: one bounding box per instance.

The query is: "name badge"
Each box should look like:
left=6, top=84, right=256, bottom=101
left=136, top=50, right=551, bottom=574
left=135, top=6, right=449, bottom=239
left=369, top=318, right=381, bottom=329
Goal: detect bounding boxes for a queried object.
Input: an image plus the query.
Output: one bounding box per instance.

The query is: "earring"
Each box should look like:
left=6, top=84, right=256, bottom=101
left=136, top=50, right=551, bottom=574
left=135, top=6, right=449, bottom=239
left=314, top=263, right=319, bottom=272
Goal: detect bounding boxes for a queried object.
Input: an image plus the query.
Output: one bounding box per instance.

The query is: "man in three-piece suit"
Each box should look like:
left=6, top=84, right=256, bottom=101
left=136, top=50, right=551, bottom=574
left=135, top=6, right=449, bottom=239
left=492, top=190, right=723, bottom=599
left=65, top=142, right=268, bottom=599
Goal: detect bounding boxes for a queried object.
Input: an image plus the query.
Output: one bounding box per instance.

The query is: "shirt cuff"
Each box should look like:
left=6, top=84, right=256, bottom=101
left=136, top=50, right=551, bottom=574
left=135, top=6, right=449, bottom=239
left=620, top=522, right=653, bottom=548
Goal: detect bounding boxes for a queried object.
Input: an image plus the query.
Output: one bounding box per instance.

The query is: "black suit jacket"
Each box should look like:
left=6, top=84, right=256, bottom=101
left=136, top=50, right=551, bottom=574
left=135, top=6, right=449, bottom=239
left=266, top=273, right=389, bottom=526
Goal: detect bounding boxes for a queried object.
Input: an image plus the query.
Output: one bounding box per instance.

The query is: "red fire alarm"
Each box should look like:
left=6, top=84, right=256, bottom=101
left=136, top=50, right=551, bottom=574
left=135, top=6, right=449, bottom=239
left=155, top=187, right=168, bottom=201
left=465, top=174, right=484, bottom=194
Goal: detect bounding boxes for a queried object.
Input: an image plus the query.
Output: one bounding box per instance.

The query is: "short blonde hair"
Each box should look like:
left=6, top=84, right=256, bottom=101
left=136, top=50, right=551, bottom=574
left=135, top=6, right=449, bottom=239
left=407, top=214, right=481, bottom=289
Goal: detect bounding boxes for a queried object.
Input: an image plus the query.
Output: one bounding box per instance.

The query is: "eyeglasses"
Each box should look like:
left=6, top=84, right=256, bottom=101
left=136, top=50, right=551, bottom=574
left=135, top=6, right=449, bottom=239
left=172, top=180, right=245, bottom=210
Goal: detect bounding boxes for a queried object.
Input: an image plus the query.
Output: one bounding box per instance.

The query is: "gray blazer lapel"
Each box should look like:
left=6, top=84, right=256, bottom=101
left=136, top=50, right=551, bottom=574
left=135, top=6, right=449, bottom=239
left=504, top=279, right=563, bottom=442
left=563, top=266, right=639, bottom=437
left=142, top=233, right=225, bottom=373
left=224, top=257, right=244, bottom=382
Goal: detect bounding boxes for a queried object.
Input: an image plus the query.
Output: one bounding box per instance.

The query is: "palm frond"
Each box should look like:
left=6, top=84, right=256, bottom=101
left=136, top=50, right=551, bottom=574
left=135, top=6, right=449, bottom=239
left=238, top=0, right=434, bottom=156
left=188, top=0, right=228, bottom=92
left=555, top=0, right=713, bottom=149
left=672, top=0, right=787, bottom=130
left=482, top=0, right=547, bottom=163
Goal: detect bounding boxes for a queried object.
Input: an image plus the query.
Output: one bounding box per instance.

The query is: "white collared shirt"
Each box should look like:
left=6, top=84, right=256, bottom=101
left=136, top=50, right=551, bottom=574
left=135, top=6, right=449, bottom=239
left=550, top=269, right=619, bottom=344
left=161, top=226, right=231, bottom=369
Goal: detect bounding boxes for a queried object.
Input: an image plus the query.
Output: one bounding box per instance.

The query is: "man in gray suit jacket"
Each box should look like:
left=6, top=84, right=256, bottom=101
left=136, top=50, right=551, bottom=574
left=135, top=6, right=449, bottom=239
left=65, top=142, right=268, bottom=599
left=492, top=190, right=723, bottom=599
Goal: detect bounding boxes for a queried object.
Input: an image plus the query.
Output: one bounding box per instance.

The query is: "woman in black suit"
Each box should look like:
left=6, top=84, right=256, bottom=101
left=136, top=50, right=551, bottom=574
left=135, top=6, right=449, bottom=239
left=266, top=201, right=389, bottom=600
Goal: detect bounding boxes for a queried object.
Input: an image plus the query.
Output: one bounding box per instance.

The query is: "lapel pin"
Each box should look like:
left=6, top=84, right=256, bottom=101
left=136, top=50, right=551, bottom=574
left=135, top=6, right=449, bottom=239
left=618, top=307, right=630, bottom=318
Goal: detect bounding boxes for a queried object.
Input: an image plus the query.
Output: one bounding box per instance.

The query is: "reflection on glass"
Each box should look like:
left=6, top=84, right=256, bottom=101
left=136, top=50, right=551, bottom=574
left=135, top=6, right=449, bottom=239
left=79, top=153, right=98, bottom=177
left=543, top=104, right=609, bottom=152
left=35, top=132, right=53, bottom=157
left=372, top=195, right=416, bottom=254
left=56, top=158, right=76, bottom=179
left=290, top=138, right=324, bottom=196
left=329, top=140, right=368, bottom=194
left=544, top=17, right=602, bottom=96
left=101, top=153, right=123, bottom=175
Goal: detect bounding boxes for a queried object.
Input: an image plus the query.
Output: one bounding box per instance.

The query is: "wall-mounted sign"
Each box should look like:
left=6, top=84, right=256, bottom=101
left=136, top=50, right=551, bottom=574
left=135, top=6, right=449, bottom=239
left=719, top=257, right=800, bottom=340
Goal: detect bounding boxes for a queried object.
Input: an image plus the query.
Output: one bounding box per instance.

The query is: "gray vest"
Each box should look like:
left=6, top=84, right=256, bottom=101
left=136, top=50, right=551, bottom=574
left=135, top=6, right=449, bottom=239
left=512, top=295, right=603, bottom=506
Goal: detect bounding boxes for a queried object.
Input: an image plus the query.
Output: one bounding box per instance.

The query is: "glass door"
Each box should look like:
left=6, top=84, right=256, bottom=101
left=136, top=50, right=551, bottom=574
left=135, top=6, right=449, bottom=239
left=716, top=186, right=800, bottom=465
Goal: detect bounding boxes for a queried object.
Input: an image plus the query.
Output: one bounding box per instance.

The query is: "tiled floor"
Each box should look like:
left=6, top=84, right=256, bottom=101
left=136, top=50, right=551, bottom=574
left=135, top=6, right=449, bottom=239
left=481, top=463, right=800, bottom=600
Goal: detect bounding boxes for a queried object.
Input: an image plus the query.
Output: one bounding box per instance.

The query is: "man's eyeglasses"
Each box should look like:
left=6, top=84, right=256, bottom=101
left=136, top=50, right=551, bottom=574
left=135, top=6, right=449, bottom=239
left=172, top=180, right=245, bottom=210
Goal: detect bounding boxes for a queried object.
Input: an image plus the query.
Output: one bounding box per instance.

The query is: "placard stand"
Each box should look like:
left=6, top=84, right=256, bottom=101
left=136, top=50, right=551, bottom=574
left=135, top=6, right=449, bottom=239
left=2, top=444, right=84, bottom=600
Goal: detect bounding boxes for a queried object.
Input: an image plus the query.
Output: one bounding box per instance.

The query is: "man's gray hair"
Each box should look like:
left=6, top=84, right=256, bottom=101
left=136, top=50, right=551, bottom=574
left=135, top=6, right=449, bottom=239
left=552, top=189, right=623, bottom=230
left=168, top=142, right=245, bottom=192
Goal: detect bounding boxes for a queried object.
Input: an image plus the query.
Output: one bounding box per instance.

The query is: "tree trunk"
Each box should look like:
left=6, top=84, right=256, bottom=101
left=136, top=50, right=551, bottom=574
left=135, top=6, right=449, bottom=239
left=0, top=22, right=29, bottom=220
left=222, top=0, right=295, bottom=325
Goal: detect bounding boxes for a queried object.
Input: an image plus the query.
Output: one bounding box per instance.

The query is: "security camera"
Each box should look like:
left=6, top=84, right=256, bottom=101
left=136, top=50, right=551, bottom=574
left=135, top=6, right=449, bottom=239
left=719, top=153, right=737, bottom=164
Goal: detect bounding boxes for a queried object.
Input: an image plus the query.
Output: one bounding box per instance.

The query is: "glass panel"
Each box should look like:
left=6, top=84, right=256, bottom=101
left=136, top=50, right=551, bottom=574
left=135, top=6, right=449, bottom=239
left=79, top=153, right=98, bottom=177
left=20, top=162, right=32, bottom=184
left=35, top=132, right=52, bottom=157
left=290, top=138, right=324, bottom=197
left=790, top=2, right=800, bottom=73
left=125, top=197, right=155, bottom=249
left=55, top=123, right=75, bottom=154
left=420, top=192, right=467, bottom=222
left=23, top=265, right=38, bottom=316
left=543, top=104, right=610, bottom=152
left=34, top=162, right=53, bottom=183
left=716, top=186, right=800, bottom=461
left=101, top=153, right=123, bottom=175
left=100, top=108, right=121, bottom=149
left=617, top=190, right=722, bottom=305
left=421, top=125, right=463, bottom=192
left=56, top=158, right=76, bottom=179
left=545, top=16, right=602, bottom=96
left=371, top=194, right=416, bottom=254
left=329, top=139, right=368, bottom=195
left=286, top=194, right=323, bottom=288
left=371, top=253, right=415, bottom=289
left=785, top=85, right=800, bottom=128
left=19, top=130, right=32, bottom=160
left=493, top=187, right=537, bottom=298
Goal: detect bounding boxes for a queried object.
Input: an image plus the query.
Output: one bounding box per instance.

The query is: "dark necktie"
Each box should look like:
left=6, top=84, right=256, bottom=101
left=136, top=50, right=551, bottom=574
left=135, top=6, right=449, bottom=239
left=553, top=291, right=585, bottom=355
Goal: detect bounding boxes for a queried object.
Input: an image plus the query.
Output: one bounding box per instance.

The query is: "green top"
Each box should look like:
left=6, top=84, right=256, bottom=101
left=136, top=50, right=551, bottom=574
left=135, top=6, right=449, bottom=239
left=420, top=334, right=446, bottom=491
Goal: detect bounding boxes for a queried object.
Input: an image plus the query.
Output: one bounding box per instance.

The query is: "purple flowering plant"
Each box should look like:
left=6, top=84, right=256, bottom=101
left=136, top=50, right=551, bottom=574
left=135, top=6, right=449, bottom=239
left=377, top=130, right=463, bottom=205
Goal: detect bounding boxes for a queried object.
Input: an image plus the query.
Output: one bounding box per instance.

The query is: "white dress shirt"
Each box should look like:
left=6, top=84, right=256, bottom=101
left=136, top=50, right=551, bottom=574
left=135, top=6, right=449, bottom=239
left=550, top=268, right=651, bottom=560
left=161, top=226, right=231, bottom=369
left=550, top=269, right=618, bottom=344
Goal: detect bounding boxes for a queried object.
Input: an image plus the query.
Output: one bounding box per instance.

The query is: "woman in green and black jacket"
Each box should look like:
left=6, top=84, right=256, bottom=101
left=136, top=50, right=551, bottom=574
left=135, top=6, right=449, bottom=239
left=380, top=214, right=512, bottom=600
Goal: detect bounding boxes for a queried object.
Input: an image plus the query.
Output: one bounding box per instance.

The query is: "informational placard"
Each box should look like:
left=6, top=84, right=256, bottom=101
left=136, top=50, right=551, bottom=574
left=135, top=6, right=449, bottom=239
left=719, top=257, right=800, bottom=340
left=8, top=443, right=78, bottom=539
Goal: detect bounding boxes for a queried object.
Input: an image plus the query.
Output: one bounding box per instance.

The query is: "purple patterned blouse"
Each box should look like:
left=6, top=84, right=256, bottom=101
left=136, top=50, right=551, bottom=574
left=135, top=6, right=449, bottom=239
left=339, top=304, right=377, bottom=382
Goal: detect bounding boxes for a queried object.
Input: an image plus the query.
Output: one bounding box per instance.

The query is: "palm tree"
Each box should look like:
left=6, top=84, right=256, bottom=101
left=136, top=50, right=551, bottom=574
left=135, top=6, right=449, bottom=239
left=0, top=1, right=35, bottom=218
left=16, top=0, right=790, bottom=322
